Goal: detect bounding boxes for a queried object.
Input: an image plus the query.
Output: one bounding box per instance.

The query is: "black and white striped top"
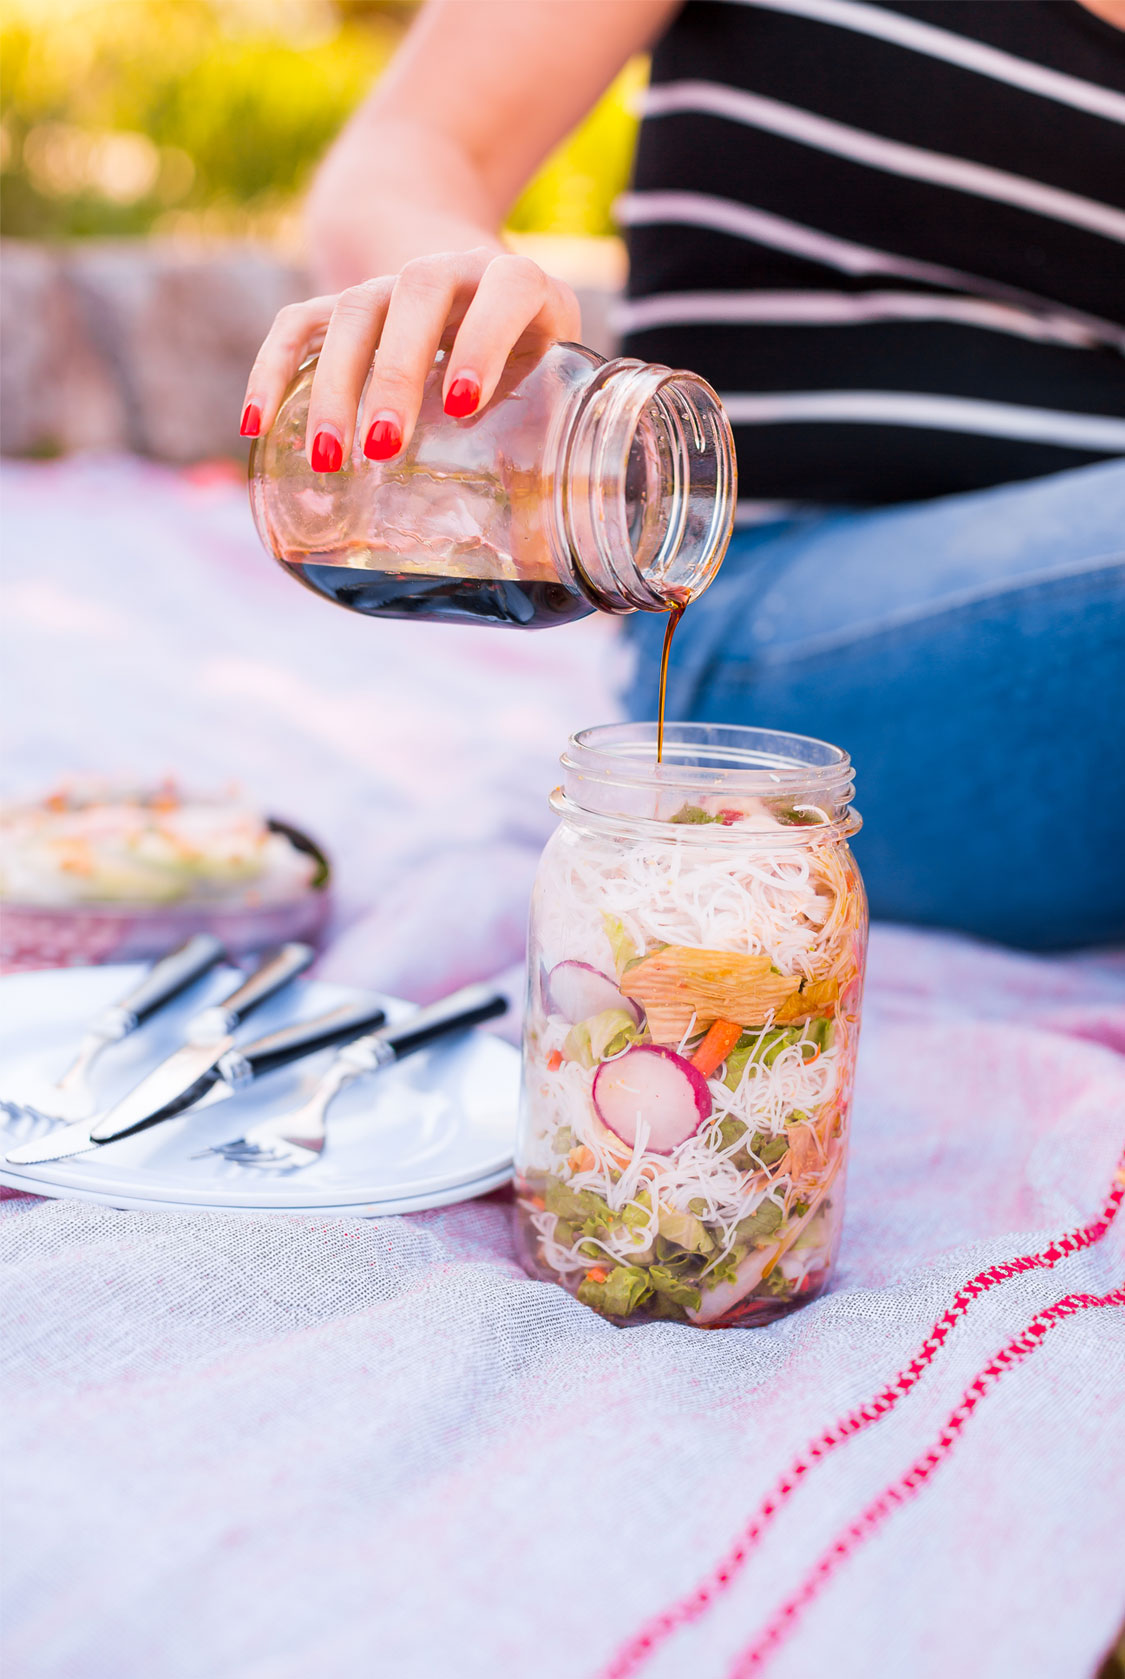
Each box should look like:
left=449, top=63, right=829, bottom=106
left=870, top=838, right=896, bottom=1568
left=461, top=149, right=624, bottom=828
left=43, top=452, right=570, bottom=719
left=620, top=0, right=1125, bottom=514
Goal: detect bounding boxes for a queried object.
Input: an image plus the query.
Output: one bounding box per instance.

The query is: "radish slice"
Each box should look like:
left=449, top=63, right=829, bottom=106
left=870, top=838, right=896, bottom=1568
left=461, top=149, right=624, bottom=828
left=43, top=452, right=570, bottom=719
left=548, top=961, right=641, bottom=1026
left=592, top=1045, right=711, bottom=1154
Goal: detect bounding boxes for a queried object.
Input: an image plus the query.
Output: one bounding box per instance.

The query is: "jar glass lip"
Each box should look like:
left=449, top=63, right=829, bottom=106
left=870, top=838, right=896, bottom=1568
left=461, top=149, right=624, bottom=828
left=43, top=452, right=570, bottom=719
left=564, top=721, right=853, bottom=793
left=559, top=722, right=858, bottom=837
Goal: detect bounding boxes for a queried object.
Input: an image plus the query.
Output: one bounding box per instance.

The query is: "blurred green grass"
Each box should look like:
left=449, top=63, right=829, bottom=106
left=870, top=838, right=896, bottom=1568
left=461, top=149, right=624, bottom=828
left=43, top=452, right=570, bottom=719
left=0, top=0, right=642, bottom=242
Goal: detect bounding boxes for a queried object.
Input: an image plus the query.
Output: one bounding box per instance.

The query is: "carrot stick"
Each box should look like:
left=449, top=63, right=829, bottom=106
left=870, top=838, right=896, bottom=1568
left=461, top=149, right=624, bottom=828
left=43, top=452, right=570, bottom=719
left=690, top=1018, right=743, bottom=1079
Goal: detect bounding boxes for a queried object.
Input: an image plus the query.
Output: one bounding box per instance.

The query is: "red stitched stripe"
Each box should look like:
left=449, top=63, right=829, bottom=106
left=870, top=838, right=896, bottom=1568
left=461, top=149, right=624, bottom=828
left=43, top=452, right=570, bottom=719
left=600, top=1159, right=1125, bottom=1679
left=727, top=1284, right=1125, bottom=1676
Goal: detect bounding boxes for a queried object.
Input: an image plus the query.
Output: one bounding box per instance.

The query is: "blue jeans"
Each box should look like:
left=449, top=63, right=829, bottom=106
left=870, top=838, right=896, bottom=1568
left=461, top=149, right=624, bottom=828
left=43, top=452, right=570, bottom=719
left=624, top=460, right=1125, bottom=950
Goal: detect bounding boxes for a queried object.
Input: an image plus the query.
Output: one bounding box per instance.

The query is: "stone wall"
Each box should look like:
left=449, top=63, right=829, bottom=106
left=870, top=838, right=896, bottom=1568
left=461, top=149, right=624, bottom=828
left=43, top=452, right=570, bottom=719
left=0, top=239, right=622, bottom=462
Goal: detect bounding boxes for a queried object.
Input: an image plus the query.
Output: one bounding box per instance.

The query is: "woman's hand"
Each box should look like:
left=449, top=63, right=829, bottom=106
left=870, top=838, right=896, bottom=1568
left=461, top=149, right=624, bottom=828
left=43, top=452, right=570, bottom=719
left=240, top=245, right=580, bottom=467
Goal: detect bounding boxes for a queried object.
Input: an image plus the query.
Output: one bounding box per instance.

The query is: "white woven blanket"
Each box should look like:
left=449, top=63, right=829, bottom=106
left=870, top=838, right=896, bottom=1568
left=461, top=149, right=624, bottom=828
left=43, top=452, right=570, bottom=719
left=2, top=458, right=1123, bottom=1678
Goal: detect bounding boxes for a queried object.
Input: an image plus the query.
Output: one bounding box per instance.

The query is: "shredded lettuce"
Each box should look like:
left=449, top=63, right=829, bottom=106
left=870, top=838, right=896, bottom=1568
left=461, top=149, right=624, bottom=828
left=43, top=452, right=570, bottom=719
left=562, top=1021, right=594, bottom=1068
left=736, top=1198, right=784, bottom=1244
left=648, top=1266, right=702, bottom=1311
left=761, top=1268, right=797, bottom=1296
left=808, top=1015, right=834, bottom=1053
left=601, top=912, right=639, bottom=977
left=657, top=1204, right=714, bottom=1254
left=619, top=1191, right=653, bottom=1230
left=578, top=1265, right=651, bottom=1317
left=669, top=804, right=721, bottom=825
left=563, top=1008, right=642, bottom=1068
left=751, top=1131, right=789, bottom=1168
left=723, top=1026, right=811, bottom=1089
left=545, top=1178, right=615, bottom=1232
left=707, top=1249, right=745, bottom=1287
left=714, top=1117, right=786, bottom=1172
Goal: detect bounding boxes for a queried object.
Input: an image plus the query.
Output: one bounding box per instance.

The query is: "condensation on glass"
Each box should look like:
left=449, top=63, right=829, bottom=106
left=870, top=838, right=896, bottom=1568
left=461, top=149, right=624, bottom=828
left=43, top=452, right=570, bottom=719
left=249, top=341, right=736, bottom=629
left=515, top=723, right=868, bottom=1328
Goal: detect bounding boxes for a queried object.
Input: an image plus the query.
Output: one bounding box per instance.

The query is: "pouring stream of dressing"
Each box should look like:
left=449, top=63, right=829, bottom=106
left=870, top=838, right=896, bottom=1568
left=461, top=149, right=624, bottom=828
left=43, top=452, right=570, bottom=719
left=656, top=600, right=687, bottom=764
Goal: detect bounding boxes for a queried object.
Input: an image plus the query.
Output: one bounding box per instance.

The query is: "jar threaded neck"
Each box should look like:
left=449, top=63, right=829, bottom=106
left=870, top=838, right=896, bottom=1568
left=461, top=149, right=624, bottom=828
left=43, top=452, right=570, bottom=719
left=546, top=356, right=736, bottom=614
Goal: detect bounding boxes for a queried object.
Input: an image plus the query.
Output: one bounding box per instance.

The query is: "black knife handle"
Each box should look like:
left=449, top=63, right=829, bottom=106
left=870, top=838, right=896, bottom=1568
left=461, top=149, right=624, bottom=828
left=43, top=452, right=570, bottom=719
left=191, top=942, right=314, bottom=1038
left=380, top=984, right=508, bottom=1062
left=226, top=1000, right=388, bottom=1081
left=110, top=934, right=226, bottom=1028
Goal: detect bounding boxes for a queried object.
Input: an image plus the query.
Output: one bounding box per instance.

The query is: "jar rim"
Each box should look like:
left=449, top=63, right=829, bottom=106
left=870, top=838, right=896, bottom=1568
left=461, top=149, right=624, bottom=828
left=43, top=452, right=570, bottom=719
left=559, top=721, right=858, bottom=836
left=548, top=356, right=736, bottom=614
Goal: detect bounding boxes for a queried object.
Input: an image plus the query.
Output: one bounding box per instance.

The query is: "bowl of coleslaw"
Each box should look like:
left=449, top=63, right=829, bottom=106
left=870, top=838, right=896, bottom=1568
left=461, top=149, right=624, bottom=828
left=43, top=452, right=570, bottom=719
left=0, top=781, right=331, bottom=972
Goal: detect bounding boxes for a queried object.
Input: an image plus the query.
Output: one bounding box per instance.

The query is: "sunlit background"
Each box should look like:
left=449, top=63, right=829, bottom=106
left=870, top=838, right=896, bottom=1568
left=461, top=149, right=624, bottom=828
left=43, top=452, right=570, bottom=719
left=0, top=0, right=643, bottom=246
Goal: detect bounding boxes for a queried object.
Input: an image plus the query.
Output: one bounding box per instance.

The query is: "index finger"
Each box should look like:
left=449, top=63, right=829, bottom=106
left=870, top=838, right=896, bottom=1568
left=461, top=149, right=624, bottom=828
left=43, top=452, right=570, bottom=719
left=240, top=295, right=338, bottom=437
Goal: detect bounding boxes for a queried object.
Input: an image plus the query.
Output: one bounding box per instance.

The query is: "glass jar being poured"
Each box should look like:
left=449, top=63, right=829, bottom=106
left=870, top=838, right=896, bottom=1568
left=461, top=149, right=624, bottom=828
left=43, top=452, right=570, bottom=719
left=248, top=339, right=736, bottom=630
left=516, top=723, right=868, bottom=1329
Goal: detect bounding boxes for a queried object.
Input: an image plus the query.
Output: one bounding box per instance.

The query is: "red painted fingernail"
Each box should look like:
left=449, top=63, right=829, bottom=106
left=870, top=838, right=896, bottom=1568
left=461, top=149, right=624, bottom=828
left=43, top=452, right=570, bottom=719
left=444, top=376, right=480, bottom=418
left=363, top=416, right=402, bottom=461
left=240, top=402, right=261, bottom=438
left=310, top=428, right=343, bottom=473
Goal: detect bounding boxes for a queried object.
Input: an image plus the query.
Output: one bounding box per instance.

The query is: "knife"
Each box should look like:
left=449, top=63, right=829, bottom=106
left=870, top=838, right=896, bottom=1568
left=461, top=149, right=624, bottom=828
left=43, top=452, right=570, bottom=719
left=5, top=998, right=388, bottom=1164
left=1, top=933, right=226, bottom=1123
left=183, top=941, right=316, bottom=1041
left=4, top=941, right=313, bottom=1159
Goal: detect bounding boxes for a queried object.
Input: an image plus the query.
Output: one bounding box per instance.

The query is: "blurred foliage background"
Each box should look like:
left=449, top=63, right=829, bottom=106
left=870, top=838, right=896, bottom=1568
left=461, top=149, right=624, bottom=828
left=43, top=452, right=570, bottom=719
left=0, top=0, right=643, bottom=244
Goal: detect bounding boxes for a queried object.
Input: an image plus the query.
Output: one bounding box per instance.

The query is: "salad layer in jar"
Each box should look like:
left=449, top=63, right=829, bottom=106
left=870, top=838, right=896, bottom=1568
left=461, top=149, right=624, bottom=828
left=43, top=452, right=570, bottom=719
left=516, top=793, right=866, bottom=1328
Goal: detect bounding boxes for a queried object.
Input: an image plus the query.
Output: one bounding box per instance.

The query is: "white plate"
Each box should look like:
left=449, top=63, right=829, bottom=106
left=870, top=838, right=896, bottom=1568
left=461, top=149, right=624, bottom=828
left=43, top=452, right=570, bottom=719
left=0, top=1166, right=513, bottom=1219
left=0, top=965, right=517, bottom=1215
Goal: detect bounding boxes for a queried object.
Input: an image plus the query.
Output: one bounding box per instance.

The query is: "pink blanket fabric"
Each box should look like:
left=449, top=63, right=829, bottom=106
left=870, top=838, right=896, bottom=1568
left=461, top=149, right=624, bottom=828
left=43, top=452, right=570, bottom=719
left=2, top=457, right=1123, bottom=1679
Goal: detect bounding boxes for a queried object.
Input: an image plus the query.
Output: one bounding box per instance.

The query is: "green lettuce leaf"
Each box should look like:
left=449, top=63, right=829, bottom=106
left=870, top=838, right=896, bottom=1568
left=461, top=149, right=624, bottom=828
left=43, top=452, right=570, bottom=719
left=707, top=1248, right=746, bottom=1287
left=736, top=1198, right=784, bottom=1244
left=648, top=1266, right=702, bottom=1311
left=761, top=1268, right=796, bottom=1297
left=654, top=1237, right=698, bottom=1270
left=669, top=803, right=720, bottom=825
left=544, top=1177, right=615, bottom=1231
left=578, top=1265, right=652, bottom=1318
left=619, top=1190, right=653, bottom=1230
left=602, top=913, right=639, bottom=978
left=562, top=1021, right=594, bottom=1068
left=716, top=1116, right=748, bottom=1152
left=808, top=1015, right=835, bottom=1053
left=647, top=1291, right=691, bottom=1321
left=750, top=1131, right=789, bottom=1169
left=723, top=1026, right=809, bottom=1090
left=657, top=1204, right=714, bottom=1254
left=563, top=1009, right=641, bottom=1068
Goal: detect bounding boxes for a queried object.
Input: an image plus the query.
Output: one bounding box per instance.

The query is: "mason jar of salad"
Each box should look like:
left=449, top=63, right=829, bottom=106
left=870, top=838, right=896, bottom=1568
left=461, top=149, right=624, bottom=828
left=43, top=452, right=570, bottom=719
left=515, top=722, right=867, bottom=1328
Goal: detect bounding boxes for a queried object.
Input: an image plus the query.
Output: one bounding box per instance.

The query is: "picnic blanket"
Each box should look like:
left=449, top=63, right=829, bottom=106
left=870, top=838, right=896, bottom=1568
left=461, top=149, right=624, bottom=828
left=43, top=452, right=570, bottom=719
left=2, top=456, right=1123, bottom=1679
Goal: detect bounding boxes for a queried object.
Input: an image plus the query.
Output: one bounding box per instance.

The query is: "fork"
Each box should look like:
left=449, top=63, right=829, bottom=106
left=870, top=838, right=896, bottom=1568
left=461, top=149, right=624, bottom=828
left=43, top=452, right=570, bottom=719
left=0, top=934, right=224, bottom=1125
left=1, top=939, right=313, bottom=1130
left=200, top=982, right=508, bottom=1169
